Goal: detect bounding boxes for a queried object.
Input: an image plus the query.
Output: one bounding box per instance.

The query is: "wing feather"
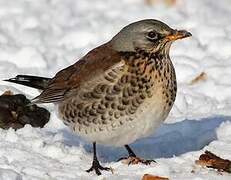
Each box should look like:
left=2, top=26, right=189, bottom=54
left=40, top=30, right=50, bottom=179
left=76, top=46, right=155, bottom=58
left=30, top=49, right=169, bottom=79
left=34, top=44, right=124, bottom=103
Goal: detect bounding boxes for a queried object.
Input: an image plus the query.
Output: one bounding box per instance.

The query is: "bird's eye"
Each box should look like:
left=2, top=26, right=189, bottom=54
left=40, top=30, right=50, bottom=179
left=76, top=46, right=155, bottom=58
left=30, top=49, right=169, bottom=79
left=147, top=31, right=158, bottom=41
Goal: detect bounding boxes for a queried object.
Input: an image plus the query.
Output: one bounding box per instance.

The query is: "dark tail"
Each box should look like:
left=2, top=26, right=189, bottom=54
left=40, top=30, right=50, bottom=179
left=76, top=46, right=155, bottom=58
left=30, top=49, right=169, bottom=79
left=4, top=75, right=51, bottom=90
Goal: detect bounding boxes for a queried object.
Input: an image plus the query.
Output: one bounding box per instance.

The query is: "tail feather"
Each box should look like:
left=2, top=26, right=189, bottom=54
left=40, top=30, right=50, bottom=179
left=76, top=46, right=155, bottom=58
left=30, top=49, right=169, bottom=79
left=4, top=75, right=50, bottom=90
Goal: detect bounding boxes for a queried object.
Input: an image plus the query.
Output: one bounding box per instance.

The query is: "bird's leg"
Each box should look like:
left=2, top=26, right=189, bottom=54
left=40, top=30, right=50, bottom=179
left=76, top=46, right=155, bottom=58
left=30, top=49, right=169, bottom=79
left=125, top=144, right=137, bottom=157
left=86, top=142, right=111, bottom=175
left=118, top=145, right=156, bottom=165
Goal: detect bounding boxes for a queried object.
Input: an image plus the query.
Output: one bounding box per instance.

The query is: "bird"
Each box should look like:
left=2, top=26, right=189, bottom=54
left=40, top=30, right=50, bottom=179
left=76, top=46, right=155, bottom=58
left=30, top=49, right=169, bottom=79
left=5, top=19, right=191, bottom=175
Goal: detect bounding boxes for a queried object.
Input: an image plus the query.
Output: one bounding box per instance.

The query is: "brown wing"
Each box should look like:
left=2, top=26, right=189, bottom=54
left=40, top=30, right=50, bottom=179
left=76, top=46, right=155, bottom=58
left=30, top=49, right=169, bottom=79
left=33, top=43, right=124, bottom=103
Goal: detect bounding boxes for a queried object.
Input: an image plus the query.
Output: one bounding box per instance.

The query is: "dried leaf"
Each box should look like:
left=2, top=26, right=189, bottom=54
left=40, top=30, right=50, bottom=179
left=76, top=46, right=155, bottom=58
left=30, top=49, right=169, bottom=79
left=142, top=174, right=169, bottom=180
left=144, top=0, right=176, bottom=6
left=2, top=90, right=14, bottom=96
left=195, top=151, right=231, bottom=173
left=190, top=72, right=207, bottom=85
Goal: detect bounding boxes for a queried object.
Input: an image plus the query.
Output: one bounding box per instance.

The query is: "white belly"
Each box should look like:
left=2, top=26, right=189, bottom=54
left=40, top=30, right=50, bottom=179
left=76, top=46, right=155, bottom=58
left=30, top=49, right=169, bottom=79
left=74, top=94, right=171, bottom=146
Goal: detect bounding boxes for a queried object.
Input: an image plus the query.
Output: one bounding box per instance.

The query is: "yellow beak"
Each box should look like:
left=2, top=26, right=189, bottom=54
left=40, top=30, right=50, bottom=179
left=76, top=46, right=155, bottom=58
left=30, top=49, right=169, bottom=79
left=165, top=30, right=192, bottom=41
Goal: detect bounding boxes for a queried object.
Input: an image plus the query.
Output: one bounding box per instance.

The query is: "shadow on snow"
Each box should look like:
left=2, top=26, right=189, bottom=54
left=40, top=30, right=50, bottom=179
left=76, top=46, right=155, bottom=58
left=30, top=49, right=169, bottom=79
left=60, top=115, right=231, bottom=162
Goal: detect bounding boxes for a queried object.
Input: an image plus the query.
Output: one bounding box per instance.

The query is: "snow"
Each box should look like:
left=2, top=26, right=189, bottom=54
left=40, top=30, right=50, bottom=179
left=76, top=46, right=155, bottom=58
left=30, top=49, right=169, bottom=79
left=0, top=0, right=231, bottom=179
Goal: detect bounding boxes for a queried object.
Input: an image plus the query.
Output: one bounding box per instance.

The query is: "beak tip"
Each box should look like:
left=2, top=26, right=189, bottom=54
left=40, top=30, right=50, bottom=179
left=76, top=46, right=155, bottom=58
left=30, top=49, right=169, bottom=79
left=177, top=30, right=192, bottom=38
left=185, top=31, right=192, bottom=37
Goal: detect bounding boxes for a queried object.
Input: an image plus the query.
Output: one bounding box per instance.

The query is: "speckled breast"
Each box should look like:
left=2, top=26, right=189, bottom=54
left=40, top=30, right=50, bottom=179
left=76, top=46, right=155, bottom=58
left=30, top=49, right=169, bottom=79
left=58, top=50, right=177, bottom=139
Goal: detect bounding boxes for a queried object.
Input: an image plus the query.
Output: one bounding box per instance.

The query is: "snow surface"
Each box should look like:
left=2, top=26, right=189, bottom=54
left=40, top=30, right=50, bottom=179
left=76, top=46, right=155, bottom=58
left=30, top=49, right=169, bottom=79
left=0, top=0, right=231, bottom=179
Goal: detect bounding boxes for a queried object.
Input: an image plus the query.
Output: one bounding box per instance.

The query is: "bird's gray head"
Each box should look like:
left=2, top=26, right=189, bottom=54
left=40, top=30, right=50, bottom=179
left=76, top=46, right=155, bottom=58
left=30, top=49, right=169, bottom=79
left=111, top=19, right=191, bottom=54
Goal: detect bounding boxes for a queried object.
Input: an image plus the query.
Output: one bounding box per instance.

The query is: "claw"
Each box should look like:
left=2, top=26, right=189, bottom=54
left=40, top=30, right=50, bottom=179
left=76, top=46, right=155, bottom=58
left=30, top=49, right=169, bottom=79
left=86, top=161, right=111, bottom=175
left=119, top=156, right=156, bottom=165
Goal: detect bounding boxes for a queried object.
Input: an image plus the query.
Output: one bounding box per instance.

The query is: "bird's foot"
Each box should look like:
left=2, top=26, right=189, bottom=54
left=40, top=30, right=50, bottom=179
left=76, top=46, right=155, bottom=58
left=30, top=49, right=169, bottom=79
left=118, top=156, right=156, bottom=165
left=86, top=159, right=111, bottom=175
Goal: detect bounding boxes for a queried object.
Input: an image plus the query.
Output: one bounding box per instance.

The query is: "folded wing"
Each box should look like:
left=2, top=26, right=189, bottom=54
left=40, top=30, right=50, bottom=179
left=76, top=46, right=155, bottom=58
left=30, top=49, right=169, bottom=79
left=33, top=44, right=125, bottom=103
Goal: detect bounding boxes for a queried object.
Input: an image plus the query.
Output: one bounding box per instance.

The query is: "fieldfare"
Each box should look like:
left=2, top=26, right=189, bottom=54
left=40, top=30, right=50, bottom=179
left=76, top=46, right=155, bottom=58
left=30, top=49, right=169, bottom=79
left=5, top=19, right=191, bottom=175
